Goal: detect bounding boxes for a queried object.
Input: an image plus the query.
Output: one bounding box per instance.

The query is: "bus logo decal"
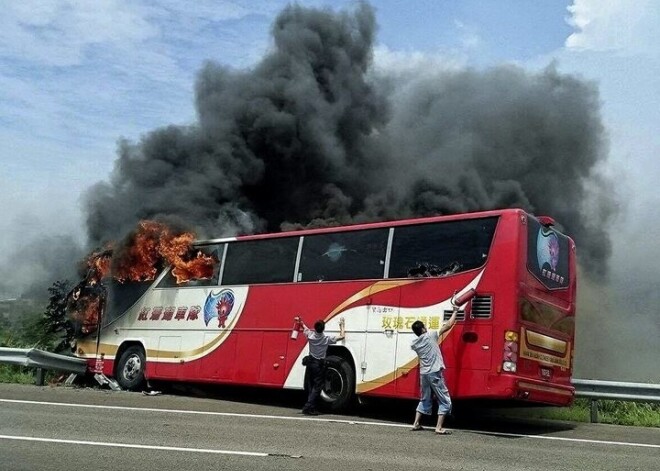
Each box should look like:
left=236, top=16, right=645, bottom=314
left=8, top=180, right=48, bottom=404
left=537, top=228, right=560, bottom=272
left=529, top=219, right=569, bottom=289
left=203, top=289, right=236, bottom=328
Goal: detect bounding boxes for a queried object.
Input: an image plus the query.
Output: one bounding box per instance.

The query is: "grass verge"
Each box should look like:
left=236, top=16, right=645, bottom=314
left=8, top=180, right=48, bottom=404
left=0, top=364, right=36, bottom=385
left=517, top=398, right=660, bottom=427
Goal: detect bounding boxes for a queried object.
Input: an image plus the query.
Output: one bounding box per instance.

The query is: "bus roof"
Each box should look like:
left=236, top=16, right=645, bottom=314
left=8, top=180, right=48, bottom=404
left=194, top=208, right=534, bottom=246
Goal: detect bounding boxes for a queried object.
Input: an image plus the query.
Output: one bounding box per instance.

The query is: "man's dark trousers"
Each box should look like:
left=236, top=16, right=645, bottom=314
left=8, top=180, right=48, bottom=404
left=303, top=358, right=325, bottom=412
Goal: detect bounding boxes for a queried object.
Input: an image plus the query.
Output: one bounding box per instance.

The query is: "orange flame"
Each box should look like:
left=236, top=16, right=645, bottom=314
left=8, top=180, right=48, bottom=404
left=112, top=221, right=164, bottom=282
left=85, top=248, right=112, bottom=281
left=67, top=220, right=217, bottom=335
left=112, top=221, right=215, bottom=284
left=67, top=284, right=103, bottom=335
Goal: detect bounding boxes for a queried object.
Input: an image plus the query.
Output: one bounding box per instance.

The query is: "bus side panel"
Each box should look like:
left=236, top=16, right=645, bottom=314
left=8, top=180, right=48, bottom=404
left=361, top=271, right=487, bottom=400
left=155, top=336, right=182, bottom=379
left=360, top=285, right=401, bottom=391
left=259, top=331, right=289, bottom=385
left=138, top=281, right=373, bottom=388
left=254, top=281, right=372, bottom=385
left=199, top=332, right=221, bottom=379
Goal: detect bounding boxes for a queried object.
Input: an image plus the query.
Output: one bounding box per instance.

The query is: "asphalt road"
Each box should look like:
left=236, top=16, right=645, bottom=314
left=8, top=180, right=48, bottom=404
left=0, top=383, right=658, bottom=471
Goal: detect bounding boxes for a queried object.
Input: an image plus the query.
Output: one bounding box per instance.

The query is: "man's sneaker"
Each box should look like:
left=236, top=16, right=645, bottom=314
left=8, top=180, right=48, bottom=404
left=302, top=409, right=319, bottom=416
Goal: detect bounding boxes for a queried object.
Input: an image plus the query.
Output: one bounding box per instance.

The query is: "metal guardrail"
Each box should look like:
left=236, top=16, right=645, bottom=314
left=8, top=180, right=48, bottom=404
left=573, top=379, right=660, bottom=402
left=572, top=378, right=660, bottom=423
left=0, top=347, right=122, bottom=390
left=0, top=347, right=88, bottom=375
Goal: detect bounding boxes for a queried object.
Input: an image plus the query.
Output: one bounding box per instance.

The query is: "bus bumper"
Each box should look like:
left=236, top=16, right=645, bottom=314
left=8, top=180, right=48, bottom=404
left=513, top=378, right=575, bottom=406
left=484, top=374, right=574, bottom=406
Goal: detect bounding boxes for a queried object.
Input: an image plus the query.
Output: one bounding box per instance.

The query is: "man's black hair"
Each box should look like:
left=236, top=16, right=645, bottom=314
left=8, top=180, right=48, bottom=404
left=411, top=320, right=425, bottom=336
left=314, top=320, right=325, bottom=333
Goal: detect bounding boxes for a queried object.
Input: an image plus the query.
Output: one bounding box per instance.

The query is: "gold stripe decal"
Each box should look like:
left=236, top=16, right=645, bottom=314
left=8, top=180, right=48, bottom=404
left=77, top=340, right=118, bottom=357
left=357, top=357, right=418, bottom=393
left=355, top=271, right=484, bottom=393
left=519, top=327, right=570, bottom=368
left=525, top=330, right=567, bottom=354
left=149, top=306, right=243, bottom=359
left=356, top=322, right=458, bottom=393
left=325, top=279, right=421, bottom=320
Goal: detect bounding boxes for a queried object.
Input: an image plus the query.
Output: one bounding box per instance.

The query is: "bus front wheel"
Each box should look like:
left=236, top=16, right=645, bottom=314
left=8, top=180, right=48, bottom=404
left=320, top=355, right=355, bottom=412
left=116, top=345, right=146, bottom=391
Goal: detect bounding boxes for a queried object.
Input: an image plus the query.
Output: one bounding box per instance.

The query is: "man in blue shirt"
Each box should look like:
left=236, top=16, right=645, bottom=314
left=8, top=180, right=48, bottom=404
left=410, top=305, right=459, bottom=434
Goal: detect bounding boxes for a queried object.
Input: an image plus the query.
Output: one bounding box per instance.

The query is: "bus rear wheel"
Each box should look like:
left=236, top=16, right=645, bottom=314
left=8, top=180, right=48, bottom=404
left=320, top=355, right=355, bottom=412
left=116, top=345, right=146, bottom=391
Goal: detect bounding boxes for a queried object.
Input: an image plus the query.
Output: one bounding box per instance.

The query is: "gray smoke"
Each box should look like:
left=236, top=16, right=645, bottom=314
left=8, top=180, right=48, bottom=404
left=0, top=235, right=83, bottom=301
left=85, top=2, right=616, bottom=279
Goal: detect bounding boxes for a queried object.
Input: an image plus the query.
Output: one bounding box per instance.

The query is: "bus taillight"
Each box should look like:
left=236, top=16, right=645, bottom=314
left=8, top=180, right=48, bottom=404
left=503, top=331, right=519, bottom=373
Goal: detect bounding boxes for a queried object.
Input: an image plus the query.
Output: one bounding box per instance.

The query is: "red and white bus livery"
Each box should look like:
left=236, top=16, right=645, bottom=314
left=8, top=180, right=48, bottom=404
left=76, top=208, right=577, bottom=411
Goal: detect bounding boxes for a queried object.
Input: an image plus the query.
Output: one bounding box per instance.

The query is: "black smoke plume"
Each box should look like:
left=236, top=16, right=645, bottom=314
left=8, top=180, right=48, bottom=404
left=84, top=2, right=616, bottom=278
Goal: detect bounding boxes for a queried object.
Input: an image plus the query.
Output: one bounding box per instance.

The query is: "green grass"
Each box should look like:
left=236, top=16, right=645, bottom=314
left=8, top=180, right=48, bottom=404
left=518, top=398, right=660, bottom=427
left=0, top=364, right=36, bottom=385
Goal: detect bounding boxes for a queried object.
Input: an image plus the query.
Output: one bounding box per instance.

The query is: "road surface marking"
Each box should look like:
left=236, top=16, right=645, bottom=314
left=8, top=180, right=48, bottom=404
left=466, top=430, right=660, bottom=449
left=0, top=434, right=301, bottom=458
left=1, top=398, right=658, bottom=449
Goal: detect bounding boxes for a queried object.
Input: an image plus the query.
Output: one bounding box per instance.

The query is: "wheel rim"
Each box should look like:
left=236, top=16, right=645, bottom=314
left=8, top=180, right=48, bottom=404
left=122, top=353, right=142, bottom=381
left=321, top=366, right=344, bottom=402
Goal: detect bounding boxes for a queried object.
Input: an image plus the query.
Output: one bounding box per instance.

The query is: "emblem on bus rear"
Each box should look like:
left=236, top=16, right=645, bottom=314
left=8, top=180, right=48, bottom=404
left=203, top=289, right=235, bottom=328
left=537, top=228, right=559, bottom=272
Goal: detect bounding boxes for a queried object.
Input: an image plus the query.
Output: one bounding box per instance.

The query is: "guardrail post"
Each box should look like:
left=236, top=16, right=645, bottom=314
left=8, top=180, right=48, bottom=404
left=589, top=399, right=599, bottom=423
left=34, top=367, right=45, bottom=386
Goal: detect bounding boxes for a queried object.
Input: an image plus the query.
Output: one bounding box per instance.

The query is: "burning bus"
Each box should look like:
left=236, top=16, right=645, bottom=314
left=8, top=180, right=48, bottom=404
left=70, top=209, right=576, bottom=411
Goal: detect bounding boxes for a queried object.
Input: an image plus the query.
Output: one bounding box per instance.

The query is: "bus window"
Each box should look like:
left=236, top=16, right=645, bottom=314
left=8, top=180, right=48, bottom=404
left=526, top=217, right=570, bottom=290
left=156, top=244, right=223, bottom=288
left=389, top=217, right=498, bottom=278
left=103, top=280, right=153, bottom=326
left=222, top=237, right=299, bottom=285
left=298, top=229, right=388, bottom=282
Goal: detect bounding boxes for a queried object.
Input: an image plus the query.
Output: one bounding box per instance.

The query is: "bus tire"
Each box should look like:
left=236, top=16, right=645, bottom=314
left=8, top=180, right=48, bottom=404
left=320, top=355, right=355, bottom=412
left=116, top=345, right=146, bottom=391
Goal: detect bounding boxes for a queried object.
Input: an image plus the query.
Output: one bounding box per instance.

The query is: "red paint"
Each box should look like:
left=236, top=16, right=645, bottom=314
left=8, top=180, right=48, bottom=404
left=90, top=209, right=576, bottom=406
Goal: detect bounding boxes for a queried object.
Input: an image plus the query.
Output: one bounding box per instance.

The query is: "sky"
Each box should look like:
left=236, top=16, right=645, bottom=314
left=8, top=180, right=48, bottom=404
left=1, top=0, right=659, bottom=381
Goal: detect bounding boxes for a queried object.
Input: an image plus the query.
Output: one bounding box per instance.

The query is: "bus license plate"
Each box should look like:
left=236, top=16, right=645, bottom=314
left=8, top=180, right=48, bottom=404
left=540, top=367, right=552, bottom=380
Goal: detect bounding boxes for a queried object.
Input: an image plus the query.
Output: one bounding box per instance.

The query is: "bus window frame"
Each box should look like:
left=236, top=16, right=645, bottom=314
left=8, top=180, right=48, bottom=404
left=386, top=216, right=499, bottom=280
left=294, top=228, right=390, bottom=283
left=154, top=215, right=500, bottom=288
left=153, top=243, right=225, bottom=289
left=220, top=236, right=301, bottom=286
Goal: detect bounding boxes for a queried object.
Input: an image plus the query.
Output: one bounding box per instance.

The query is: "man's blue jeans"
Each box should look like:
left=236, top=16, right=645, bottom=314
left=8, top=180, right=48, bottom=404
left=416, top=369, right=452, bottom=415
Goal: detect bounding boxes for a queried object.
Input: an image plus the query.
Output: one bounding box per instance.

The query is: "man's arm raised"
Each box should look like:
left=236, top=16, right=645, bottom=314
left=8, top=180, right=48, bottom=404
left=336, top=317, right=346, bottom=341
left=438, top=305, right=459, bottom=336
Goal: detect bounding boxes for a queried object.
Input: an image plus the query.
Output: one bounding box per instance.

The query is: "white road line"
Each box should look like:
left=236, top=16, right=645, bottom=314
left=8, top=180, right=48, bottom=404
left=1, top=398, right=658, bottom=449
left=0, top=398, right=408, bottom=428
left=467, top=430, right=660, bottom=449
left=0, top=434, right=273, bottom=457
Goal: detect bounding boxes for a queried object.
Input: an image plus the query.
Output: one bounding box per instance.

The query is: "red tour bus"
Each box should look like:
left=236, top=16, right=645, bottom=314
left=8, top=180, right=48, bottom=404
left=76, top=208, right=576, bottom=411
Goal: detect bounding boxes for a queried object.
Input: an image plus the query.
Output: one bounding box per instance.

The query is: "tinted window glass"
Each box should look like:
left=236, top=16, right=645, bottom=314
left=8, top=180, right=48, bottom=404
left=389, top=217, right=498, bottom=278
left=298, top=229, right=388, bottom=282
left=104, top=280, right=153, bottom=324
left=223, top=238, right=299, bottom=285
left=526, top=217, right=570, bottom=290
left=156, top=244, right=223, bottom=288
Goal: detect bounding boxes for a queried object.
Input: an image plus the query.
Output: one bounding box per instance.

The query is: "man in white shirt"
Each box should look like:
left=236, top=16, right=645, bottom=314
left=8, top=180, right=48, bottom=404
left=410, top=305, right=459, bottom=434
